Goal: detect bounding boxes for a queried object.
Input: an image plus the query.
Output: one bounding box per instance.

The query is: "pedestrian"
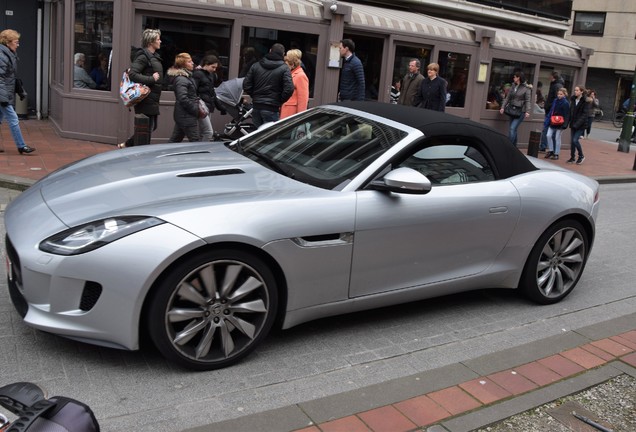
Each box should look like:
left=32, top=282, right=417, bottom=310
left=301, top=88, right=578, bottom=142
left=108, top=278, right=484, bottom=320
left=337, top=39, right=365, bottom=101
left=243, top=43, right=293, bottom=128
left=539, top=71, right=564, bottom=152
left=118, top=29, right=163, bottom=148
left=390, top=78, right=400, bottom=104
left=414, top=63, right=447, bottom=112
left=167, top=53, right=202, bottom=143
left=568, top=85, right=590, bottom=164
left=584, top=89, right=599, bottom=139
left=73, top=53, right=97, bottom=89
left=280, top=49, right=309, bottom=119
left=238, top=46, right=258, bottom=78
left=499, top=71, right=531, bottom=147
left=544, top=87, right=570, bottom=161
left=398, top=59, right=424, bottom=106
left=193, top=55, right=220, bottom=141
left=0, top=29, right=35, bottom=154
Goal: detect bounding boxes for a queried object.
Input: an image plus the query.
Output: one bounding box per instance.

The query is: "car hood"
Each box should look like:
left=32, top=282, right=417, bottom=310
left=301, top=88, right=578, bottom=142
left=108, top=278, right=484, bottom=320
left=38, top=142, right=313, bottom=225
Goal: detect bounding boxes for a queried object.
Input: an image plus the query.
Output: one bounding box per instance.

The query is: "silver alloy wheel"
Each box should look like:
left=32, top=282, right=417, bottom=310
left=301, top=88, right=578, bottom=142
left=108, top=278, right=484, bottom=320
left=536, top=227, right=586, bottom=299
left=164, top=259, right=270, bottom=363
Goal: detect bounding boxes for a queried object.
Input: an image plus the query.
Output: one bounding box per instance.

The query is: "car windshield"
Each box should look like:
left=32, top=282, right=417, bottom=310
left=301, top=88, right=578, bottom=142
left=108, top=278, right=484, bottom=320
left=236, top=107, right=408, bottom=190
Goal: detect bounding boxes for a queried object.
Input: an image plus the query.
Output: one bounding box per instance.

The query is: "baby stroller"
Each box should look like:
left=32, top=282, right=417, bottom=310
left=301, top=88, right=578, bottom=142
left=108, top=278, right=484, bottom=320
left=216, top=77, right=256, bottom=139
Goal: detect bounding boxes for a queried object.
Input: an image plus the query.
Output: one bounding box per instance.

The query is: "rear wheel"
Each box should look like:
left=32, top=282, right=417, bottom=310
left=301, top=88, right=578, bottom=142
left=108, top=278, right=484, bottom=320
left=520, top=220, right=589, bottom=304
left=147, top=249, right=278, bottom=370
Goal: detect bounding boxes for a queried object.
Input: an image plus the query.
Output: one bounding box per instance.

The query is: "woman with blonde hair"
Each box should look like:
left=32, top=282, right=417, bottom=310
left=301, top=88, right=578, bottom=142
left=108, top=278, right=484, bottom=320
left=0, top=29, right=34, bottom=153
left=167, top=53, right=202, bottom=142
left=280, top=49, right=309, bottom=119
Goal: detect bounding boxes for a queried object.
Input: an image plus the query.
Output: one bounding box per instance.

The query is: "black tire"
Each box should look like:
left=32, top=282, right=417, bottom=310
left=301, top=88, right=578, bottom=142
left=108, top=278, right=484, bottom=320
left=519, top=220, right=589, bottom=305
left=147, top=249, right=278, bottom=370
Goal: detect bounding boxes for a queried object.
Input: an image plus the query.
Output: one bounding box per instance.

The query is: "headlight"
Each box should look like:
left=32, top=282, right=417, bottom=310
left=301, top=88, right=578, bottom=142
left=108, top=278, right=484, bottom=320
left=40, top=216, right=164, bottom=255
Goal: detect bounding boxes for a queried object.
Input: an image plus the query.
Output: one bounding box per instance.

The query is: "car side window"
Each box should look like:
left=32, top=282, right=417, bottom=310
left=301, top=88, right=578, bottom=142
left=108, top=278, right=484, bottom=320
left=396, top=139, right=495, bottom=185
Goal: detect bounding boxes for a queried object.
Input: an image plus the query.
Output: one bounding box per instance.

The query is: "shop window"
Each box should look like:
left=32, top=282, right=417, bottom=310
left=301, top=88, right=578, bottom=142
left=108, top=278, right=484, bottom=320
left=485, top=60, right=535, bottom=112
left=536, top=66, right=575, bottom=113
left=572, top=12, right=606, bottom=36
left=142, top=17, right=231, bottom=91
left=392, top=45, right=431, bottom=101
left=439, top=52, right=470, bottom=108
left=73, top=1, right=113, bottom=91
left=241, top=27, right=318, bottom=98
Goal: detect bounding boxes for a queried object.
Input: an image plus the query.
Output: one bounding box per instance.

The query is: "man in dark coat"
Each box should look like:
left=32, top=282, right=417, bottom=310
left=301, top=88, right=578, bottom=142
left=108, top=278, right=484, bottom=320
left=119, top=29, right=163, bottom=148
left=243, top=43, right=293, bottom=128
left=338, top=39, right=365, bottom=101
left=414, top=62, right=447, bottom=112
left=398, top=59, right=424, bottom=107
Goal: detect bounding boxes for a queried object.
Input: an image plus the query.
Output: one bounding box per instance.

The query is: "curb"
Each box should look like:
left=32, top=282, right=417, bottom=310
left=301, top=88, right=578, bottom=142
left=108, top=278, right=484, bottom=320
left=182, top=313, right=636, bottom=432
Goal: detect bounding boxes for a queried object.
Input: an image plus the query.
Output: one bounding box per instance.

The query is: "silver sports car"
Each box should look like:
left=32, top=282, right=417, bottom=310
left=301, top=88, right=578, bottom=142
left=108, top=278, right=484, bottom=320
left=4, top=102, right=599, bottom=370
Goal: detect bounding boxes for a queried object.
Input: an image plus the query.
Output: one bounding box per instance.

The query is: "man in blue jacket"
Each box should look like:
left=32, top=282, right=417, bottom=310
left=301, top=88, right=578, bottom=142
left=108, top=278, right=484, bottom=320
left=338, top=39, right=365, bottom=101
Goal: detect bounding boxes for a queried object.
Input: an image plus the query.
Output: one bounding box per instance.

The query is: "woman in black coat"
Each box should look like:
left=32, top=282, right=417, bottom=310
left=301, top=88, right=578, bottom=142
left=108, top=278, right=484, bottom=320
left=568, top=85, right=591, bottom=164
left=119, top=29, right=163, bottom=148
left=192, top=55, right=220, bottom=141
left=167, top=53, right=201, bottom=143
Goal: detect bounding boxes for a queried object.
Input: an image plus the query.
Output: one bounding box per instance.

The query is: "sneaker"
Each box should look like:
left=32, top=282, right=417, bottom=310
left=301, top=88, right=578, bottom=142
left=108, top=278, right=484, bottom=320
left=551, top=154, right=559, bottom=160
left=566, top=158, right=575, bottom=163
left=576, top=156, right=585, bottom=165
left=544, top=151, right=553, bottom=159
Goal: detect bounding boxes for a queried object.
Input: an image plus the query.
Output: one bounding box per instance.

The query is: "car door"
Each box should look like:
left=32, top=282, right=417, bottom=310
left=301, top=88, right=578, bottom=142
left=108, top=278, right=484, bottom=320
left=348, top=140, right=521, bottom=298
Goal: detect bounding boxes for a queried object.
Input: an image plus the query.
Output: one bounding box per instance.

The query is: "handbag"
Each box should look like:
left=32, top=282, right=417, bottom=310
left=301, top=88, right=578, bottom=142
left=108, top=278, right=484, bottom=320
left=550, top=115, right=565, bottom=126
left=198, top=99, right=210, bottom=118
left=119, top=70, right=150, bottom=107
left=504, top=103, right=522, bottom=118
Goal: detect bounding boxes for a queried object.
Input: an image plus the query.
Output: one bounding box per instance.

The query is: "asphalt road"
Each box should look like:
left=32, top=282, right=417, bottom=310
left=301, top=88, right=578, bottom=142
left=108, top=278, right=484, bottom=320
left=1, top=183, right=636, bottom=432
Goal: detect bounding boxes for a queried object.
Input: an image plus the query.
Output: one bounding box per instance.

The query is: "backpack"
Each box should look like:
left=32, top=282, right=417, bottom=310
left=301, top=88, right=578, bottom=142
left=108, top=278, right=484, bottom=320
left=119, top=69, right=150, bottom=107
left=0, top=382, right=100, bottom=432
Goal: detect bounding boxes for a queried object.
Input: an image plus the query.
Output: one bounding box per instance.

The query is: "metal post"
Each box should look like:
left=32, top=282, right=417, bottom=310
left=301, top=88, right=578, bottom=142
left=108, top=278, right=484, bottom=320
left=617, top=66, right=636, bottom=154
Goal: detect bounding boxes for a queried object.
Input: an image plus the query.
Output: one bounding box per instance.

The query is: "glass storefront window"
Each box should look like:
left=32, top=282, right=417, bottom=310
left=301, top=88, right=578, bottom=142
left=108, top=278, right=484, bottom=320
left=241, top=27, right=318, bottom=97
left=438, top=51, right=470, bottom=108
left=143, top=16, right=232, bottom=90
left=73, top=1, right=113, bottom=91
left=486, top=59, right=535, bottom=111
left=342, top=34, right=384, bottom=101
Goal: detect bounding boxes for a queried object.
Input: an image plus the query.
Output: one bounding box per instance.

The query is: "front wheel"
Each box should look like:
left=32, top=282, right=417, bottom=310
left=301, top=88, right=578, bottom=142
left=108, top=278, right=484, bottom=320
left=520, top=220, right=589, bottom=304
left=147, top=249, right=278, bottom=370
left=613, top=111, right=625, bottom=128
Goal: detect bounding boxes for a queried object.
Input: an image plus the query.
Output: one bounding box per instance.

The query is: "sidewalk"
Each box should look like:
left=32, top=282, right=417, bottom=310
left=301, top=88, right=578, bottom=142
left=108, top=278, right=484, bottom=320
left=2, top=119, right=636, bottom=432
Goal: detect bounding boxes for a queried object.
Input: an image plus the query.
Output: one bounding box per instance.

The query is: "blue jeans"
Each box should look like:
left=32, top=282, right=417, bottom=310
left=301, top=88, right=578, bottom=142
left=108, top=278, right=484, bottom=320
left=540, top=122, right=549, bottom=151
left=252, top=109, right=279, bottom=128
left=546, top=127, right=563, bottom=155
left=571, top=128, right=585, bottom=159
left=508, top=115, right=525, bottom=147
left=0, top=103, right=27, bottom=149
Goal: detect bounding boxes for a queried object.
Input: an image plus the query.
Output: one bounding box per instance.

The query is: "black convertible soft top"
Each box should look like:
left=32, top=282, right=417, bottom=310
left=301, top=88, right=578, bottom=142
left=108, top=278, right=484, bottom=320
left=335, top=101, right=538, bottom=179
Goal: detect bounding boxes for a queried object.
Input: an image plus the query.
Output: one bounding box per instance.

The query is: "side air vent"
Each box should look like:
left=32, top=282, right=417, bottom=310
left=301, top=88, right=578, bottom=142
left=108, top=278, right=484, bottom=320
left=178, top=168, right=244, bottom=178
left=80, top=282, right=103, bottom=311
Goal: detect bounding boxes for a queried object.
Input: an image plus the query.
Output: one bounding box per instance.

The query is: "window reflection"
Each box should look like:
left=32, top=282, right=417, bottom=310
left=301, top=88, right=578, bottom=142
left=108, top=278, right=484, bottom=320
left=439, top=51, right=470, bottom=108
left=73, top=0, right=113, bottom=91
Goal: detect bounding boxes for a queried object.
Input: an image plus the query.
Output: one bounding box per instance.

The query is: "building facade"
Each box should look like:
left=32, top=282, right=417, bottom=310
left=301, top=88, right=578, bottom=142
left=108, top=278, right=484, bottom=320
left=22, top=1, right=594, bottom=144
left=566, top=0, right=636, bottom=117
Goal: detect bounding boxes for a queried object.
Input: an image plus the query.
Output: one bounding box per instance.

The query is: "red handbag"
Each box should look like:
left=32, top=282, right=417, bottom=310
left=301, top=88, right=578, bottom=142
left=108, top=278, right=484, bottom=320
left=550, top=115, right=565, bottom=126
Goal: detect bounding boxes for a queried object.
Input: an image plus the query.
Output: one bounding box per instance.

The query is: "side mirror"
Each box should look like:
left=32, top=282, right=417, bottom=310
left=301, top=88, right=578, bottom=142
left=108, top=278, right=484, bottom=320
left=367, top=167, right=432, bottom=195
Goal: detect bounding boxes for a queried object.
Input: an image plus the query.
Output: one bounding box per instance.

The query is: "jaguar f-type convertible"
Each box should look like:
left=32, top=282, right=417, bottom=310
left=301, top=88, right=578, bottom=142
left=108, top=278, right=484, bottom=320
left=4, top=101, right=599, bottom=370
